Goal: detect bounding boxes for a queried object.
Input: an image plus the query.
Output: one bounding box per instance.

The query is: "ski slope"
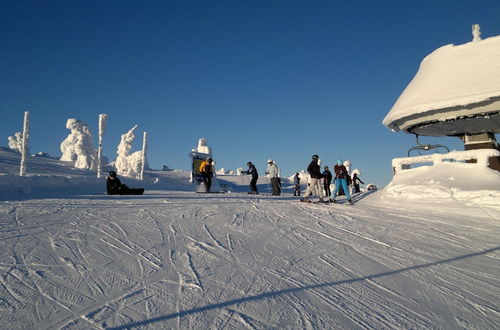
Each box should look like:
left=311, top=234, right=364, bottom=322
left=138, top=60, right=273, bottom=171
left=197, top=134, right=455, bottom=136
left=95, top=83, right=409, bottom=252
left=0, top=149, right=499, bottom=329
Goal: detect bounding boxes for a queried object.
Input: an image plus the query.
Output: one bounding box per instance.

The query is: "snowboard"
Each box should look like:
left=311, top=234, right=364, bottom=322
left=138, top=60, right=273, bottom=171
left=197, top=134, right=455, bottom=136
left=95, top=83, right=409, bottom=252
left=121, top=188, right=144, bottom=195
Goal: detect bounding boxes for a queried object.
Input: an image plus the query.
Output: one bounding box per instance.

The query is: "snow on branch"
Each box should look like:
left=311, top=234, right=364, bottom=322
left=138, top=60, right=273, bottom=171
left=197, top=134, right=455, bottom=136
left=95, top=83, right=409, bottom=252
left=8, top=132, right=23, bottom=152
left=60, top=119, right=97, bottom=170
left=115, top=125, right=148, bottom=178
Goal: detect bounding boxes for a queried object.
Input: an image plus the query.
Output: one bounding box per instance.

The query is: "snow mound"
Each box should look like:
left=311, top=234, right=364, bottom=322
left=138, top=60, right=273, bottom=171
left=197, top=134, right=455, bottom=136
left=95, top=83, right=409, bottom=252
left=374, top=162, right=500, bottom=208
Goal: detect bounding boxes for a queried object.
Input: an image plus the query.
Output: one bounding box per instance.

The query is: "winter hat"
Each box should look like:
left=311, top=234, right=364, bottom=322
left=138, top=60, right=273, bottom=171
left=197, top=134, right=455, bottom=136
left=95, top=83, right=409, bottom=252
left=109, top=171, right=117, bottom=177
left=267, top=159, right=273, bottom=163
left=207, top=157, right=213, bottom=162
left=312, top=154, right=319, bottom=160
left=336, top=159, right=343, bottom=165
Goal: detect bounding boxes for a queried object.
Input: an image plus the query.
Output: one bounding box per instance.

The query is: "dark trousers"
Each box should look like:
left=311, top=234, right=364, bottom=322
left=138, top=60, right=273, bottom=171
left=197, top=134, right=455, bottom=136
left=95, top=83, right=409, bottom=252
left=324, top=180, right=331, bottom=197
left=294, top=184, right=300, bottom=196
left=270, top=177, right=281, bottom=195
left=354, top=184, right=360, bottom=193
left=250, top=177, right=258, bottom=193
left=203, top=174, right=212, bottom=192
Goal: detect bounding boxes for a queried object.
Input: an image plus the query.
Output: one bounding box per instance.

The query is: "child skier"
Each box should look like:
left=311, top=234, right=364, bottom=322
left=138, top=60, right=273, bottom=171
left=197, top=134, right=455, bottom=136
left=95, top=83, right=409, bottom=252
left=322, top=166, right=333, bottom=197
left=293, top=172, right=301, bottom=196
left=352, top=169, right=365, bottom=193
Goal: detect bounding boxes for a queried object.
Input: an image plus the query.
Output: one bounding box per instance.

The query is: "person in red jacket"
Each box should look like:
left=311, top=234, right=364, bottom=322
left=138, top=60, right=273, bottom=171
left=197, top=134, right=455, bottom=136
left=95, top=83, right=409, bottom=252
left=331, top=159, right=353, bottom=204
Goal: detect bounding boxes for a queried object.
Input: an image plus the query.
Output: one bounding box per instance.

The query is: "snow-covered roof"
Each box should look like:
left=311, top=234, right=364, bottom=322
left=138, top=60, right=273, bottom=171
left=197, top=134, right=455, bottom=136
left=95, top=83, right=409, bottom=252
left=383, top=35, right=500, bottom=136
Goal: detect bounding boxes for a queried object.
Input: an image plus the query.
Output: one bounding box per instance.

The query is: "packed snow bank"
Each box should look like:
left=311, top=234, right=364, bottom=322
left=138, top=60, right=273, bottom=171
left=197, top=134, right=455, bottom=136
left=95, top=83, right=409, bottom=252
left=374, top=161, right=500, bottom=207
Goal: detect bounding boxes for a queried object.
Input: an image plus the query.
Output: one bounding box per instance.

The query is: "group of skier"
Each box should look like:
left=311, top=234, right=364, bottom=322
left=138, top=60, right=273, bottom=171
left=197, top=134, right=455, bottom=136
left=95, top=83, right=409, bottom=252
left=300, top=154, right=365, bottom=204
left=240, top=155, right=365, bottom=203
left=107, top=154, right=364, bottom=200
left=241, top=159, right=281, bottom=195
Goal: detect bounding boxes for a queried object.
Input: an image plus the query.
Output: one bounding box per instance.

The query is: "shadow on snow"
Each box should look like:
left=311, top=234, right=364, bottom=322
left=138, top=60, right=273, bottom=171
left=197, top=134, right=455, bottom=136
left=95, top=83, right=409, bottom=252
left=109, top=246, right=499, bottom=330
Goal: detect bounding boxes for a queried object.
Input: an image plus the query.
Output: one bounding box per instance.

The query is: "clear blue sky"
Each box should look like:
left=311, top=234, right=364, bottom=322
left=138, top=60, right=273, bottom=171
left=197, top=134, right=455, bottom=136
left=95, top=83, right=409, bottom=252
left=2, top=0, right=500, bottom=187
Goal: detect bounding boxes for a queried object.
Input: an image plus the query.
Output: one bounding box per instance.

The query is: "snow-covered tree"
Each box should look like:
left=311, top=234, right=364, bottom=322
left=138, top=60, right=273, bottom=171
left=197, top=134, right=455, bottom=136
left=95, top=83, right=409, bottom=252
left=115, top=125, right=148, bottom=178
left=472, top=24, right=481, bottom=42
left=8, top=132, right=23, bottom=152
left=195, top=138, right=212, bottom=155
left=60, top=119, right=96, bottom=170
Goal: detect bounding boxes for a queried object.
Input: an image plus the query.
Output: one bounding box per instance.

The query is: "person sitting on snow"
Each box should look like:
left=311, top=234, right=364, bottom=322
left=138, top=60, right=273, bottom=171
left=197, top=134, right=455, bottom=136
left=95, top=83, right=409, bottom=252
left=106, top=171, right=144, bottom=195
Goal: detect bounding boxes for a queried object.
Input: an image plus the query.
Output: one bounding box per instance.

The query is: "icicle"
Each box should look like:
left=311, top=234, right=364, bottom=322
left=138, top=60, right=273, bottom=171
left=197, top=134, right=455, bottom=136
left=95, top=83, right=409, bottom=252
left=97, top=114, right=108, bottom=178
left=19, top=111, right=30, bottom=177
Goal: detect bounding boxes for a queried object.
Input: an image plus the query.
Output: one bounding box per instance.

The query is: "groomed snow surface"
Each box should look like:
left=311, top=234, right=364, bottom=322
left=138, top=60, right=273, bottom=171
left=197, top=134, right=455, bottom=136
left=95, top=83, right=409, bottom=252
left=0, top=148, right=499, bottom=329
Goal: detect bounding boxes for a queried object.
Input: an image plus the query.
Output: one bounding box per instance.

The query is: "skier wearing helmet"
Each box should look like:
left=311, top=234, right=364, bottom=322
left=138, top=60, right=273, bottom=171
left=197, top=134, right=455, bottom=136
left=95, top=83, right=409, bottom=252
left=242, top=161, right=259, bottom=194
left=106, top=171, right=144, bottom=195
left=199, top=157, right=214, bottom=192
left=301, top=155, right=324, bottom=203
left=265, top=159, right=280, bottom=196
left=331, top=159, right=353, bottom=204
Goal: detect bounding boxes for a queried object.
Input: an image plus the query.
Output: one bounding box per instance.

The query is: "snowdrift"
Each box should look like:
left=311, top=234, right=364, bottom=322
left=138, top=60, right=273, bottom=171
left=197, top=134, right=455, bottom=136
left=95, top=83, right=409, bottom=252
left=375, top=162, right=500, bottom=208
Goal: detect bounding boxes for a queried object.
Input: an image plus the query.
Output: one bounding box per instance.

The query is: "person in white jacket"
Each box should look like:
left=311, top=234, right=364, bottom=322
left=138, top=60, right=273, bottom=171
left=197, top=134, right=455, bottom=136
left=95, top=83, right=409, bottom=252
left=265, top=159, right=281, bottom=196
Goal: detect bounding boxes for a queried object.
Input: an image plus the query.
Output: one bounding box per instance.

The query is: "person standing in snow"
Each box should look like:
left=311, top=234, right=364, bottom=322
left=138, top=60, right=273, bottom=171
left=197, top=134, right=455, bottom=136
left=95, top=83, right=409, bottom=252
left=293, top=172, right=301, bottom=196
left=302, top=155, right=324, bottom=203
left=265, top=159, right=281, bottom=196
left=322, top=166, right=333, bottom=197
left=352, top=171, right=365, bottom=193
left=331, top=159, right=353, bottom=204
left=199, top=157, right=214, bottom=192
left=242, top=161, right=259, bottom=194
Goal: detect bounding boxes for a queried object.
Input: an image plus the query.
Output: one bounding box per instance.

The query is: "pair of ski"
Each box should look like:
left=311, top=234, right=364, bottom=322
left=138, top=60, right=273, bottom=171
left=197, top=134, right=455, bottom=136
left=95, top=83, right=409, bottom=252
left=300, top=199, right=354, bottom=205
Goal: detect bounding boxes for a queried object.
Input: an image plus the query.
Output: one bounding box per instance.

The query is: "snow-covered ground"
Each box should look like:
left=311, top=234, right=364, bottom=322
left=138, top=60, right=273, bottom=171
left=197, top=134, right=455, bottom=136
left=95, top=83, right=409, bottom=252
left=0, top=148, right=499, bottom=329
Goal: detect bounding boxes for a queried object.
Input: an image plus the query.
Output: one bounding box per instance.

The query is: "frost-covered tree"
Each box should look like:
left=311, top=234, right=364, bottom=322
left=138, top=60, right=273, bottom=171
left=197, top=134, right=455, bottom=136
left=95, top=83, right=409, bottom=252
left=8, top=132, right=23, bottom=152
left=472, top=24, right=481, bottom=42
left=60, top=119, right=96, bottom=170
left=196, top=138, right=212, bottom=155
left=115, top=125, right=148, bottom=178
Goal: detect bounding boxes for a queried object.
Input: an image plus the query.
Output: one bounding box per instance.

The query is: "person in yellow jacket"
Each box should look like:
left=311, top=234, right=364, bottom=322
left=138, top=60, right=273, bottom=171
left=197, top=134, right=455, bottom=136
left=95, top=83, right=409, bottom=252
left=199, top=157, right=214, bottom=192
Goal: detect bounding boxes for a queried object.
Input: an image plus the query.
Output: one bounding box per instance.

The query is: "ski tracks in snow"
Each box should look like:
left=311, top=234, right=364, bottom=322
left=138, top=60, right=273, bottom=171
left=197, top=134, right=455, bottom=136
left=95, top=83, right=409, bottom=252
left=0, top=192, right=498, bottom=329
